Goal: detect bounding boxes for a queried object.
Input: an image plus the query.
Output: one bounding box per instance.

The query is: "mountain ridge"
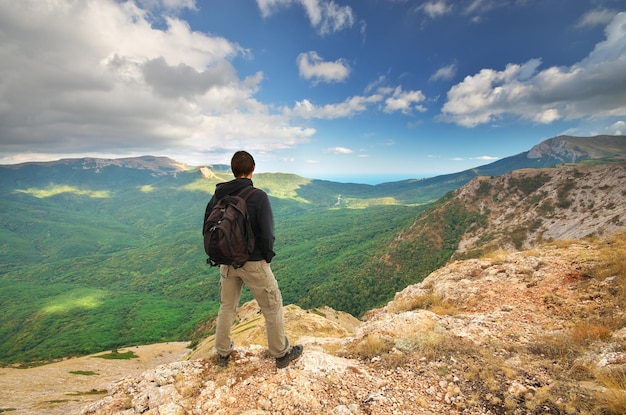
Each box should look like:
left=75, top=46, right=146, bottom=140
left=2, top=135, right=624, bottom=209
left=3, top=134, right=625, bottom=187
left=1, top=134, right=625, bottom=365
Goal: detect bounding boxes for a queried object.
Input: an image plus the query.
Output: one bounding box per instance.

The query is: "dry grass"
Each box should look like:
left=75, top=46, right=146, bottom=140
left=529, top=331, right=583, bottom=361
left=430, top=299, right=459, bottom=316
left=518, top=234, right=626, bottom=413
left=480, top=248, right=510, bottom=262
left=580, top=233, right=626, bottom=329
left=389, top=293, right=459, bottom=315
left=590, top=369, right=626, bottom=415
left=588, top=233, right=626, bottom=281
left=546, top=238, right=587, bottom=249
left=448, top=235, right=626, bottom=413
left=395, top=327, right=450, bottom=360
left=346, top=234, right=626, bottom=413
left=387, top=294, right=433, bottom=313
left=528, top=325, right=610, bottom=358
left=343, top=322, right=460, bottom=364
left=346, top=335, right=393, bottom=360
left=571, top=323, right=612, bottom=345
left=379, top=348, right=407, bottom=368
left=528, top=323, right=612, bottom=376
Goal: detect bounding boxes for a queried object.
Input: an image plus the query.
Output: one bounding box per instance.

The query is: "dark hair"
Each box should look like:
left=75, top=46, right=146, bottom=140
left=231, top=151, right=255, bottom=178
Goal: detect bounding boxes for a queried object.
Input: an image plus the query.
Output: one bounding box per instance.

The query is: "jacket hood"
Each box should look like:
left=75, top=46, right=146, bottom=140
left=213, top=178, right=253, bottom=199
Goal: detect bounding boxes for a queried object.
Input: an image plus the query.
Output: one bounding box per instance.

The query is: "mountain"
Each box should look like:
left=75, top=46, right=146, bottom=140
left=334, top=161, right=626, bottom=314
left=5, top=179, right=625, bottom=413
left=2, top=134, right=624, bottom=202
left=379, top=161, right=626, bottom=270
left=2, top=136, right=626, bottom=413
left=366, top=134, right=626, bottom=204
left=454, top=162, right=626, bottom=256
left=1, top=135, right=625, bottom=366
left=527, top=135, right=626, bottom=163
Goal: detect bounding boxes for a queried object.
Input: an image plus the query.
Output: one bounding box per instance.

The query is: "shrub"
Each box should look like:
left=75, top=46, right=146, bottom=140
left=571, top=323, right=612, bottom=345
left=94, top=349, right=138, bottom=360
left=349, top=335, right=393, bottom=359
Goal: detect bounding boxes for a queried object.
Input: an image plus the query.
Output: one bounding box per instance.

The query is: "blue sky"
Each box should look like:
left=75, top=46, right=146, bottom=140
left=0, top=1, right=625, bottom=182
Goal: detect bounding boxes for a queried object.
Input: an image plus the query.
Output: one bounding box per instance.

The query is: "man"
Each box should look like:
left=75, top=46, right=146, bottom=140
left=203, top=151, right=303, bottom=369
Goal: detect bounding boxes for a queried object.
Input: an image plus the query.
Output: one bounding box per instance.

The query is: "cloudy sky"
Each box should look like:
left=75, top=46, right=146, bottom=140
left=1, top=1, right=625, bottom=182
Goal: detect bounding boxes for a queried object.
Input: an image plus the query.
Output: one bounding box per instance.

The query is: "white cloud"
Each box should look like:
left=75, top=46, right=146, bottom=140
left=257, top=0, right=291, bottom=17
left=327, top=147, right=353, bottom=154
left=576, top=8, right=618, bottom=28
left=365, top=75, right=387, bottom=94
left=256, top=0, right=354, bottom=35
left=283, top=84, right=427, bottom=119
left=140, top=57, right=239, bottom=99
left=317, top=0, right=355, bottom=35
left=472, top=155, right=499, bottom=161
left=297, top=51, right=350, bottom=84
left=463, top=0, right=506, bottom=16
left=285, top=95, right=383, bottom=119
left=384, top=87, right=427, bottom=114
left=419, top=0, right=452, bottom=18
left=448, top=155, right=499, bottom=163
left=0, top=0, right=312, bottom=165
left=430, top=64, right=457, bottom=82
left=464, top=0, right=486, bottom=14
left=605, top=120, right=625, bottom=135
left=417, top=0, right=509, bottom=20
left=441, top=12, right=626, bottom=127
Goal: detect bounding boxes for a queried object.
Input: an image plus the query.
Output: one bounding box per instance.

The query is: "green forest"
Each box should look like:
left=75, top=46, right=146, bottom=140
left=0, top=162, right=483, bottom=365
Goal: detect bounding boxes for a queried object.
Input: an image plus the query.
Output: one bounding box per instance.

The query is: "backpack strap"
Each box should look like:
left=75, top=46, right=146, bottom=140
left=236, top=186, right=258, bottom=201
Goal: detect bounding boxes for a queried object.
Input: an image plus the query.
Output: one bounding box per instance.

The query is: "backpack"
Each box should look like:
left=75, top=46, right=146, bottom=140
left=203, top=186, right=258, bottom=268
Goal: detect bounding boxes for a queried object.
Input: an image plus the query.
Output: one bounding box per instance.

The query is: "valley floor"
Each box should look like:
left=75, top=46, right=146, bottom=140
left=0, top=342, right=190, bottom=415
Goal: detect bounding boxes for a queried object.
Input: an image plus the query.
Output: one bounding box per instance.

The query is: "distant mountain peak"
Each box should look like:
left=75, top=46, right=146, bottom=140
left=74, top=156, right=191, bottom=173
left=527, top=134, right=626, bottom=162
left=1, top=155, right=193, bottom=175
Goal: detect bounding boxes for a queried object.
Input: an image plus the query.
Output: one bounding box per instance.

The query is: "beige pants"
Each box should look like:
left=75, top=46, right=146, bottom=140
left=214, top=260, right=290, bottom=358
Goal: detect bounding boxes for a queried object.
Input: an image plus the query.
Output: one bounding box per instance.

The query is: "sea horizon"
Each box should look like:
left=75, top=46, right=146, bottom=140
left=309, top=173, right=432, bottom=185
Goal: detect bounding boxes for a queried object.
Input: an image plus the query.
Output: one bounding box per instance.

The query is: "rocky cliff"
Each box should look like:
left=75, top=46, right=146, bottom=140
left=79, top=235, right=626, bottom=415
left=454, top=162, right=626, bottom=256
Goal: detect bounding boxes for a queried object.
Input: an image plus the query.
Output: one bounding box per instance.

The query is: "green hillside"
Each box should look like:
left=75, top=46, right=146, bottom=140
left=0, top=164, right=444, bottom=365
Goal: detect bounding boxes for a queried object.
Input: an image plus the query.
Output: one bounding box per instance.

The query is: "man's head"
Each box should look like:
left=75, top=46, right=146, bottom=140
left=231, top=151, right=255, bottom=178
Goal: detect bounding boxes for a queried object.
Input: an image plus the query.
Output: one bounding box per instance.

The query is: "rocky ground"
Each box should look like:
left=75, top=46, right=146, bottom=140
left=69, top=236, right=626, bottom=415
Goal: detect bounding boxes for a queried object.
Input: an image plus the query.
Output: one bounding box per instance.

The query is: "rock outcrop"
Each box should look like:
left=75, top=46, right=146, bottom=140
left=82, top=234, right=626, bottom=415
left=455, top=162, right=626, bottom=254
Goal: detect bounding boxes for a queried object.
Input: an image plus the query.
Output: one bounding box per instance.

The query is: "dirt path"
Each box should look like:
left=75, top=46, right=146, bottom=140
left=0, top=342, right=190, bottom=415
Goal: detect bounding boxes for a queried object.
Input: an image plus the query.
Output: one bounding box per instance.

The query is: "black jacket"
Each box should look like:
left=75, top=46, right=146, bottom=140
left=203, top=178, right=276, bottom=263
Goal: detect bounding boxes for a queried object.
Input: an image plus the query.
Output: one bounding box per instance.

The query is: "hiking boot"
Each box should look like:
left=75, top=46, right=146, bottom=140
left=276, top=345, right=303, bottom=369
left=217, top=353, right=231, bottom=367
